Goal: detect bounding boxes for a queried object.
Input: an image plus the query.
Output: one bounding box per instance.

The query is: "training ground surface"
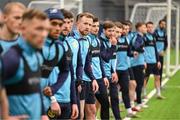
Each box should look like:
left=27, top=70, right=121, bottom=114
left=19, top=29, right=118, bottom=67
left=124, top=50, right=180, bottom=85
left=131, top=70, right=180, bottom=120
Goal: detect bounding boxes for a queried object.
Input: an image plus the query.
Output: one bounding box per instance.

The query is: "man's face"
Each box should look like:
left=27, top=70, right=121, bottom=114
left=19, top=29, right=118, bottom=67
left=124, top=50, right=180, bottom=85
left=122, top=25, right=129, bottom=35
left=3, top=6, right=25, bottom=34
left=146, top=24, right=154, bottom=33
left=159, top=21, right=166, bottom=29
left=91, top=21, right=99, bottom=35
left=61, top=18, right=72, bottom=36
left=140, top=24, right=147, bottom=34
left=21, top=18, right=50, bottom=49
left=77, top=16, right=93, bottom=36
left=49, top=19, right=63, bottom=39
left=114, top=26, right=122, bottom=39
left=104, top=27, right=115, bottom=39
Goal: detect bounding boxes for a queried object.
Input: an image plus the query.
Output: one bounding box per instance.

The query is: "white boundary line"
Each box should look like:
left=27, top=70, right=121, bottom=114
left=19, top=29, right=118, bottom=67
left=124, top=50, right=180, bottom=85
left=124, top=67, right=180, bottom=120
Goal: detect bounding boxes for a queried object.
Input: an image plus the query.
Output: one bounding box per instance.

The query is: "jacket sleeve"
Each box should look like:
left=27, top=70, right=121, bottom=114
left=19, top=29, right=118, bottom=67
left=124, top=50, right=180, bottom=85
left=84, top=49, right=96, bottom=81
left=153, top=37, right=160, bottom=62
left=1, top=48, right=21, bottom=84
left=164, top=33, right=168, bottom=51
left=100, top=40, right=116, bottom=63
left=76, top=42, right=83, bottom=81
left=100, top=56, right=106, bottom=78
left=70, top=62, right=77, bottom=104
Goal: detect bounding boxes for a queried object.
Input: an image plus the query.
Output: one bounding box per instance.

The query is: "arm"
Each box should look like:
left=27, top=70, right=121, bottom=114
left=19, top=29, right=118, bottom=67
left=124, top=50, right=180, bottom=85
left=164, top=33, right=168, bottom=51
left=153, top=39, right=160, bottom=62
left=100, top=41, right=116, bottom=63
left=70, top=62, right=77, bottom=104
left=84, top=50, right=96, bottom=81
left=49, top=44, right=69, bottom=95
left=100, top=56, right=106, bottom=78
left=1, top=48, right=21, bottom=84
left=76, top=43, right=83, bottom=82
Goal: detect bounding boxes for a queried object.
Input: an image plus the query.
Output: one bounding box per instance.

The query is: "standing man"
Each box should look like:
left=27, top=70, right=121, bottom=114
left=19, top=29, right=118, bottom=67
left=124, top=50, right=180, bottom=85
left=41, top=8, right=78, bottom=119
left=143, top=21, right=165, bottom=99
left=131, top=22, right=148, bottom=110
left=154, top=19, right=168, bottom=87
left=90, top=17, right=110, bottom=119
left=72, top=12, right=99, bottom=120
left=1, top=8, right=50, bottom=119
left=100, top=21, right=121, bottom=119
left=59, top=9, right=83, bottom=119
left=0, top=2, right=26, bottom=119
left=116, top=23, right=137, bottom=118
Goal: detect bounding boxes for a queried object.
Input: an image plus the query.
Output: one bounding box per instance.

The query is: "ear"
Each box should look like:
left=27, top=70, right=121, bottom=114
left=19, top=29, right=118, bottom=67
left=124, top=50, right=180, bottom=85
left=3, top=14, right=7, bottom=22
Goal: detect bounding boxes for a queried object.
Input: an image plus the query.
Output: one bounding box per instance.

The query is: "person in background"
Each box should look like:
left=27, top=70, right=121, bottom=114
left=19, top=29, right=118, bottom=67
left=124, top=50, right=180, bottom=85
left=0, top=2, right=27, bottom=120
left=154, top=19, right=168, bottom=87
left=116, top=22, right=138, bottom=118
left=72, top=12, right=99, bottom=120
left=143, top=21, right=165, bottom=100
left=100, top=21, right=121, bottom=119
left=131, top=22, right=148, bottom=111
left=90, top=17, right=110, bottom=120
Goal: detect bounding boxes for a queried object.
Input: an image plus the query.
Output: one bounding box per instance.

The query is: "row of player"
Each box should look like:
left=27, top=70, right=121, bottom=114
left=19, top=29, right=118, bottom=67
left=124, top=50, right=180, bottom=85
left=0, top=2, right=167, bottom=120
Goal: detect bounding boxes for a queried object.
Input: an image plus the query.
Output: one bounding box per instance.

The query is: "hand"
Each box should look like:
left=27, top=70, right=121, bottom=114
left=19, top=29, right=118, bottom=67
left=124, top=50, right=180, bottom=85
left=157, top=62, right=161, bottom=69
left=159, top=51, right=164, bottom=56
left=43, top=87, right=52, bottom=96
left=77, top=85, right=82, bottom=93
left=103, top=77, right=109, bottom=88
left=133, top=51, right=139, bottom=58
left=110, top=36, right=117, bottom=45
left=50, top=102, right=61, bottom=116
left=144, top=63, right=147, bottom=69
left=41, top=115, right=49, bottom=120
left=71, top=104, right=79, bottom=119
left=92, top=80, right=99, bottom=93
left=112, top=72, right=118, bottom=83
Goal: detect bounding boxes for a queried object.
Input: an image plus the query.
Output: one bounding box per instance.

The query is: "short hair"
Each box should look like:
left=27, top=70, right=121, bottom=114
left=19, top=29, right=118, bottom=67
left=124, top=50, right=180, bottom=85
left=103, top=21, right=115, bottom=30
left=76, top=12, right=94, bottom=22
left=146, top=21, right=154, bottom=26
left=61, top=9, right=73, bottom=19
left=93, top=17, right=99, bottom=23
left=135, top=22, right=145, bottom=30
left=159, top=19, right=166, bottom=24
left=3, top=2, right=26, bottom=15
left=22, top=9, right=48, bottom=21
left=123, top=20, right=132, bottom=26
left=114, top=21, right=123, bottom=29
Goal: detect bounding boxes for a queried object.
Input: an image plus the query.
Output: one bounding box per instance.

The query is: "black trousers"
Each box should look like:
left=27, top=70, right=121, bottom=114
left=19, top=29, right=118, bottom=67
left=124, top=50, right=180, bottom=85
left=117, top=70, right=131, bottom=109
left=57, top=103, right=71, bottom=119
left=132, top=65, right=145, bottom=104
left=109, top=78, right=121, bottom=120
left=95, top=79, right=110, bottom=119
left=159, top=56, right=164, bottom=86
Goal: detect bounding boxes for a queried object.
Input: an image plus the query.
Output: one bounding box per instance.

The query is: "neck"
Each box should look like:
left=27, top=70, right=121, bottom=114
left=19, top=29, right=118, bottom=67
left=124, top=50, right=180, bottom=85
left=0, top=25, right=18, bottom=40
left=138, top=32, right=143, bottom=36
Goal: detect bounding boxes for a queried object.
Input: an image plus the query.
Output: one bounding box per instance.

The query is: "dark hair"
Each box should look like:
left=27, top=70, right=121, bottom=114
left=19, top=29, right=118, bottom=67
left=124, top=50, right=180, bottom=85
left=159, top=19, right=166, bottom=24
left=103, top=20, right=115, bottom=30
left=76, top=12, right=94, bottom=22
left=114, top=21, right=123, bottom=29
left=135, top=22, right=145, bottom=30
left=93, top=17, right=99, bottom=23
left=146, top=21, right=154, bottom=26
left=22, top=8, right=48, bottom=21
left=61, top=9, right=73, bottom=19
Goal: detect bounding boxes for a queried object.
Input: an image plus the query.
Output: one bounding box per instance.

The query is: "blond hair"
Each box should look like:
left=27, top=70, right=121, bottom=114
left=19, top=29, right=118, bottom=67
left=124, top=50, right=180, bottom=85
left=3, top=2, right=26, bottom=15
